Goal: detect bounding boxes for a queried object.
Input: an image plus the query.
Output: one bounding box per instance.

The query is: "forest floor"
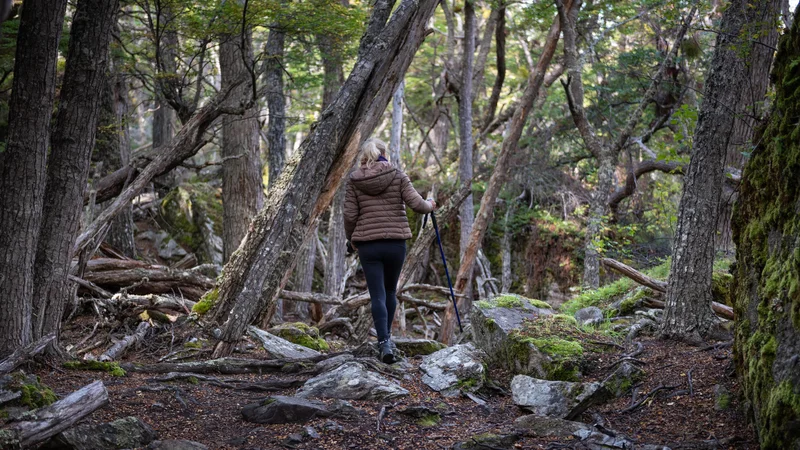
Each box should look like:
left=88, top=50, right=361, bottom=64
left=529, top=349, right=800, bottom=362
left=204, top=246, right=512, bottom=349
left=32, top=323, right=758, bottom=450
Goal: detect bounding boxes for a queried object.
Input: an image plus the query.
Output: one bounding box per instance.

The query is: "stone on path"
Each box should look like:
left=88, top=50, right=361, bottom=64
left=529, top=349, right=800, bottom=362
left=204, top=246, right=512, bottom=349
left=451, top=433, right=520, bottom=450
left=391, top=338, right=446, bottom=357
left=511, top=375, right=611, bottom=420
left=296, top=361, right=408, bottom=400
left=513, top=415, right=592, bottom=437
left=146, top=440, right=209, bottom=450
left=601, top=362, right=645, bottom=397
left=419, top=343, right=486, bottom=397
left=247, top=325, right=321, bottom=359
left=241, top=395, right=332, bottom=424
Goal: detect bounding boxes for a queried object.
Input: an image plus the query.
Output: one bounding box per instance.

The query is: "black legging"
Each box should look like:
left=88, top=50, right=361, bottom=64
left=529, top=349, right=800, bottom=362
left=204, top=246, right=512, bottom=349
left=355, top=239, right=406, bottom=342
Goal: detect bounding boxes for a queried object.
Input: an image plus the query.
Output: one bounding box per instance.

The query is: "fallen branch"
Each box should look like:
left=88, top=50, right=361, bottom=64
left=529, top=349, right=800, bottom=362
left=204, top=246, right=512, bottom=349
left=279, top=290, right=343, bottom=305
left=150, top=372, right=304, bottom=391
left=0, top=380, right=108, bottom=448
left=0, top=333, right=56, bottom=374
left=99, top=321, right=151, bottom=362
left=601, top=258, right=734, bottom=320
left=120, top=355, right=337, bottom=375
left=621, top=383, right=681, bottom=414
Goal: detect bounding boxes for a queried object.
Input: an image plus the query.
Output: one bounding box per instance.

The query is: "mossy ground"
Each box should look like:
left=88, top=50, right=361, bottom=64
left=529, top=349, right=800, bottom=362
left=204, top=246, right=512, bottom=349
left=476, top=295, right=551, bottom=310
left=63, top=360, right=126, bottom=377
left=5, top=372, right=58, bottom=409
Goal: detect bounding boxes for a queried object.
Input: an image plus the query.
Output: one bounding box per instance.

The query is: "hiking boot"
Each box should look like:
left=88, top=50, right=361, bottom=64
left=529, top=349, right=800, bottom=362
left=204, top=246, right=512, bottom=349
left=378, top=339, right=396, bottom=364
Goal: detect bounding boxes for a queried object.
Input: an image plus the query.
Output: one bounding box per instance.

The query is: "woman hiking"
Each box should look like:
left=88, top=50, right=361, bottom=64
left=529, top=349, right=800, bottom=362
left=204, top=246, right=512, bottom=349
left=344, top=138, right=436, bottom=363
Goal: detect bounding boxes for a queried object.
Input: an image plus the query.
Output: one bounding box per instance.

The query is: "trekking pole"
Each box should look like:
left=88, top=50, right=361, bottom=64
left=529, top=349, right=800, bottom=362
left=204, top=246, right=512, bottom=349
left=424, top=210, right=463, bottom=332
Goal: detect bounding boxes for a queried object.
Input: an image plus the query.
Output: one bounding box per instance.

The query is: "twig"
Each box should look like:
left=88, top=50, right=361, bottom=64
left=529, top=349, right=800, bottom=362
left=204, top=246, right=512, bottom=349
left=621, top=383, right=681, bottom=413
left=687, top=367, right=695, bottom=397
left=376, top=405, right=387, bottom=432
left=588, top=340, right=624, bottom=349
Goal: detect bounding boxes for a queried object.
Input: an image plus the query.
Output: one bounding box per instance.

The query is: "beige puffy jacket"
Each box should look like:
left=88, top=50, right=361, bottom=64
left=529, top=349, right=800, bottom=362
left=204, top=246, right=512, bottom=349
left=344, top=160, right=433, bottom=243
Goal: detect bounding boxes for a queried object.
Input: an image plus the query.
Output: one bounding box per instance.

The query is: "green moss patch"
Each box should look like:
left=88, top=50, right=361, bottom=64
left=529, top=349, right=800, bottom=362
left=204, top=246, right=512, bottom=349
left=192, top=288, right=218, bottom=315
left=270, top=322, right=329, bottom=352
left=476, top=295, right=551, bottom=310
left=416, top=413, right=441, bottom=427
left=63, top=360, right=126, bottom=377
left=4, top=372, right=58, bottom=409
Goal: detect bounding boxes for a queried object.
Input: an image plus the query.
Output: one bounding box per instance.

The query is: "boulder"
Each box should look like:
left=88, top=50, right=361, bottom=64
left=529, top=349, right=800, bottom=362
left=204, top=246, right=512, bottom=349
left=268, top=322, right=329, bottom=352
left=397, top=405, right=442, bottom=427
left=471, top=295, right=555, bottom=377
left=312, top=354, right=355, bottom=373
left=241, top=395, right=332, bottom=424
left=510, top=375, right=611, bottom=420
left=419, top=344, right=486, bottom=397
left=601, top=362, right=645, bottom=397
left=571, top=429, right=670, bottom=450
left=713, top=384, right=731, bottom=411
left=575, top=306, right=604, bottom=326
left=513, top=415, right=591, bottom=437
left=296, top=362, right=408, bottom=400
left=452, top=433, right=520, bottom=450
left=146, top=440, right=209, bottom=450
left=159, top=182, right=223, bottom=265
left=392, top=338, right=446, bottom=357
left=247, top=326, right=321, bottom=359
left=41, top=416, right=157, bottom=450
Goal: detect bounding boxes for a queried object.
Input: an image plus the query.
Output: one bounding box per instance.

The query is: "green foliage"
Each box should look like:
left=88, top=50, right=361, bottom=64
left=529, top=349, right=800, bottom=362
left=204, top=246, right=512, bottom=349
left=63, top=360, right=126, bottom=377
left=416, top=413, right=441, bottom=427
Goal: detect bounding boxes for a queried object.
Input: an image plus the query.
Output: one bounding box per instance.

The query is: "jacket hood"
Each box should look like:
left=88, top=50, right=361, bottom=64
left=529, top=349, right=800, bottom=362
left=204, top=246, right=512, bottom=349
left=350, top=160, right=397, bottom=195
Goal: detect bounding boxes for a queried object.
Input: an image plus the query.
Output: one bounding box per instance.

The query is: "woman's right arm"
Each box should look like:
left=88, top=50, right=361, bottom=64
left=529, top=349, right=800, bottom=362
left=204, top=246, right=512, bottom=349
left=399, top=172, right=434, bottom=214
left=344, top=181, right=358, bottom=240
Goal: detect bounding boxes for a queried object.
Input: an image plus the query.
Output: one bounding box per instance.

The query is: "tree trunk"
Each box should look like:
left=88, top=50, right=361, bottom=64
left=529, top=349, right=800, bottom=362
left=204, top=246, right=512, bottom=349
left=294, top=228, right=317, bottom=320
left=209, top=0, right=439, bottom=358
left=98, top=53, right=136, bottom=258
left=483, top=4, right=506, bottom=128
left=221, top=28, right=264, bottom=262
left=660, top=0, right=761, bottom=343
left=717, top=0, right=781, bottom=253
left=390, top=81, right=404, bottom=167
left=0, top=0, right=68, bottom=356
left=31, top=0, right=119, bottom=345
left=457, top=0, right=476, bottom=262
left=265, top=24, right=287, bottom=188
left=441, top=2, right=568, bottom=344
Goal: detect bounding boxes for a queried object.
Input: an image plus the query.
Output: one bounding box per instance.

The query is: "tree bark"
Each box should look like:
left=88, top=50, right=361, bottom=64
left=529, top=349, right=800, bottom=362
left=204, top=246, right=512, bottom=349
left=30, top=0, right=120, bottom=347
left=441, top=1, right=569, bottom=344
left=0, top=0, right=68, bottom=356
left=265, top=23, right=287, bottom=188
left=208, top=0, right=440, bottom=358
left=660, top=0, right=761, bottom=343
left=483, top=4, right=506, bottom=128
left=457, top=0, right=476, bottom=262
left=294, top=227, right=317, bottom=320
left=221, top=27, right=264, bottom=262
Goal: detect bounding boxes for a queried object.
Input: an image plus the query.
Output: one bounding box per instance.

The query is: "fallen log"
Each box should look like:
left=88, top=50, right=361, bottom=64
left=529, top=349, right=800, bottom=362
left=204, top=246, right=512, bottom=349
left=278, top=290, right=343, bottom=305
left=84, top=258, right=151, bottom=272
left=110, top=293, right=196, bottom=313
left=69, top=275, right=113, bottom=299
left=0, top=380, right=108, bottom=449
left=120, top=355, right=337, bottom=375
left=99, top=321, right=151, bottom=362
left=601, top=258, right=734, bottom=320
left=84, top=267, right=214, bottom=290
left=0, top=333, right=56, bottom=375
left=150, top=372, right=305, bottom=391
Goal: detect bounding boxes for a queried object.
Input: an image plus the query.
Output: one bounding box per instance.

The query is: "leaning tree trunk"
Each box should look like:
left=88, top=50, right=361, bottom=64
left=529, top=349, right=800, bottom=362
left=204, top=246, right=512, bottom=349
left=220, top=28, right=264, bottom=262
left=31, top=0, right=120, bottom=344
left=457, top=0, right=476, bottom=262
left=265, top=24, right=287, bottom=188
left=716, top=0, right=781, bottom=253
left=440, top=2, right=568, bottom=344
left=660, top=0, right=763, bottom=343
left=732, top=9, right=800, bottom=446
left=209, top=0, right=439, bottom=358
left=0, top=0, right=68, bottom=356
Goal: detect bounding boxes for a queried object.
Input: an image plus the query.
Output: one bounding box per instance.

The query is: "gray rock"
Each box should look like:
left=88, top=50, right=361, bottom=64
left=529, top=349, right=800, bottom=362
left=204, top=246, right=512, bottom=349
left=241, top=395, right=332, bottom=424
left=391, top=338, right=446, bottom=356
left=296, top=362, right=408, bottom=400
left=513, top=415, right=591, bottom=437
left=419, top=343, right=486, bottom=397
left=452, top=433, right=520, bottom=450
left=575, top=306, right=604, bottom=326
left=572, top=429, right=672, bottom=450
left=304, top=426, right=320, bottom=439
left=41, top=416, right=157, bottom=450
left=471, top=295, right=554, bottom=377
left=322, top=420, right=343, bottom=432
left=155, top=232, right=187, bottom=260
left=601, top=362, right=645, bottom=397
left=247, top=326, right=321, bottom=359
left=511, top=375, right=612, bottom=420
left=146, top=440, right=209, bottom=450
left=714, top=384, right=731, bottom=411
left=313, top=354, right=354, bottom=373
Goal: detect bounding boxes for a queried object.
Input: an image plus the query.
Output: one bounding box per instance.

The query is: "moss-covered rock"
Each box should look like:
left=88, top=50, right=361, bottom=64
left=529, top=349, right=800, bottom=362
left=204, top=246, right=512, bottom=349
left=452, top=433, right=520, bottom=450
left=159, top=182, right=223, bottom=265
left=0, top=372, right=58, bottom=409
left=268, top=322, right=329, bottom=352
left=731, top=13, right=800, bottom=449
left=391, top=338, right=446, bottom=356
left=471, top=295, right=554, bottom=377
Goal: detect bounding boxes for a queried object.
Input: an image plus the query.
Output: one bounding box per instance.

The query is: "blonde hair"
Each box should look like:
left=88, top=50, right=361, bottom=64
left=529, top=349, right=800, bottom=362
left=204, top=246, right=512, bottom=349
left=360, top=138, right=387, bottom=167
